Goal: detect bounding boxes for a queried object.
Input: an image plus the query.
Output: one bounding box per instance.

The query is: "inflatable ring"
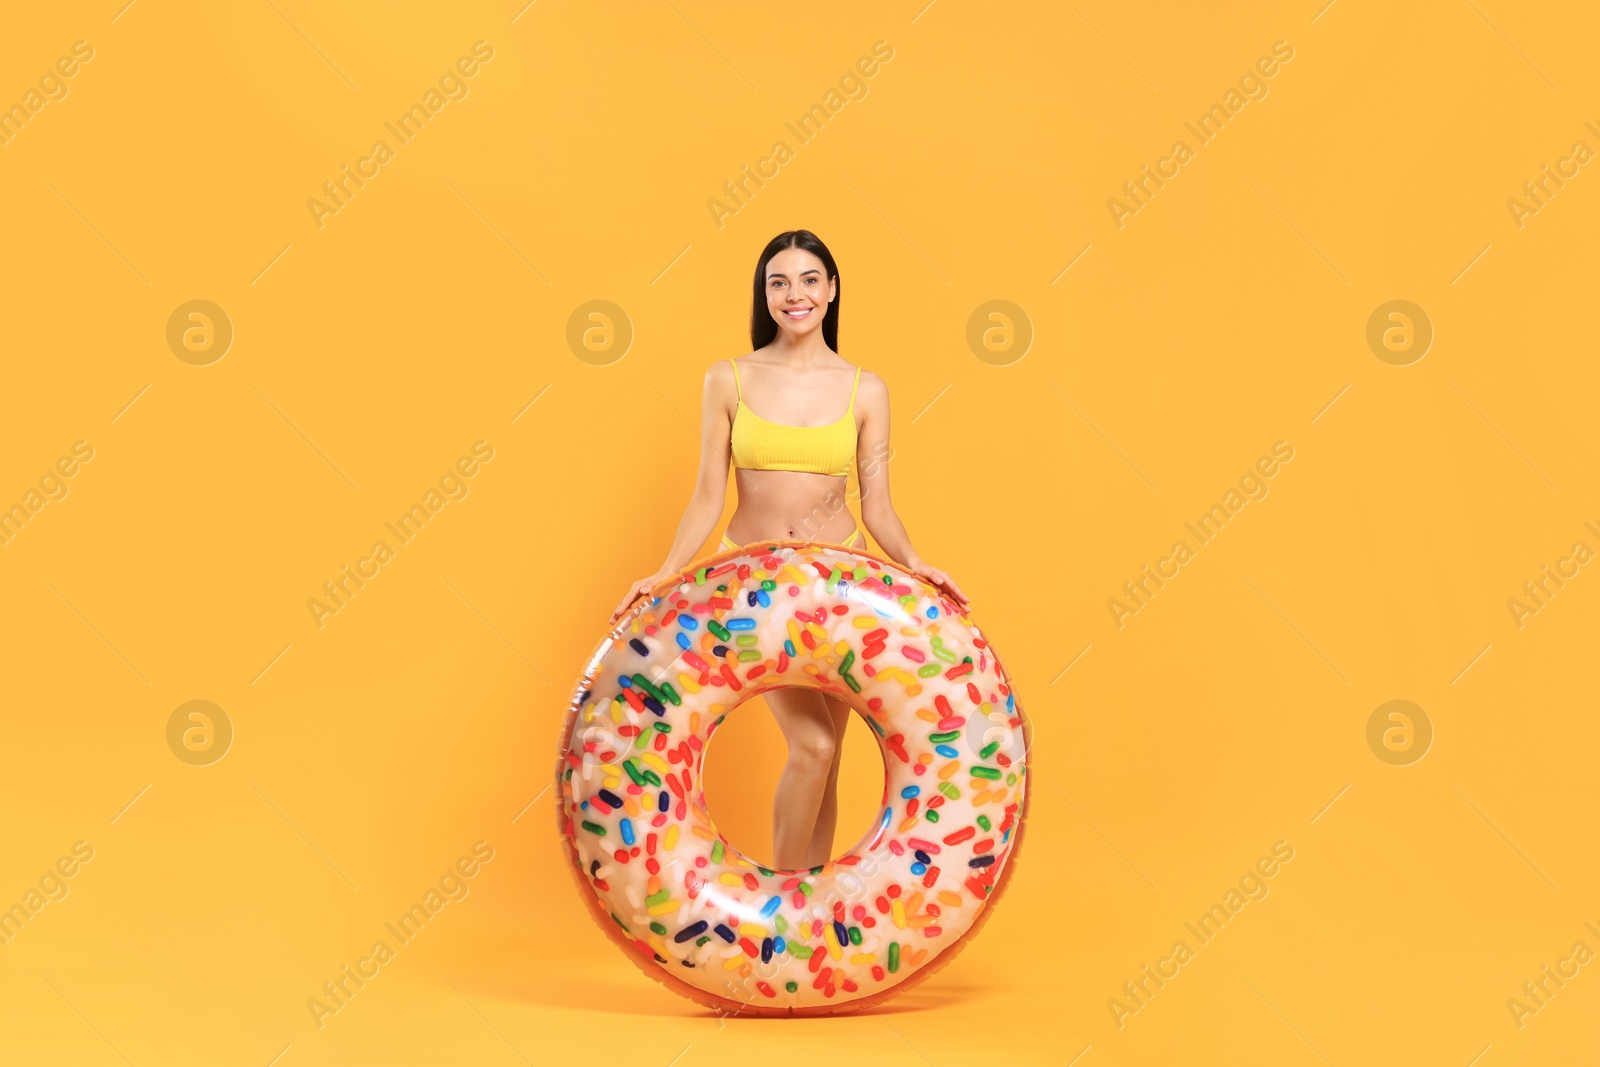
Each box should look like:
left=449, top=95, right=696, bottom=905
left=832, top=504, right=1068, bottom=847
left=554, top=539, right=1031, bottom=1015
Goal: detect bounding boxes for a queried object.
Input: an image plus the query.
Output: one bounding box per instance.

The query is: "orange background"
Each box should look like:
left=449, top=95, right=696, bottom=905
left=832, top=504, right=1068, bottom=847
left=2, top=1, right=1598, bottom=1064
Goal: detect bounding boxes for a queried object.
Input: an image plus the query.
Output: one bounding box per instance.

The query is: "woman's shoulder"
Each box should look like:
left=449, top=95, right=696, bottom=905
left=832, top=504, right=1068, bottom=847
left=854, top=365, right=886, bottom=397
left=712, top=351, right=761, bottom=370
left=710, top=351, right=776, bottom=387
left=707, top=354, right=750, bottom=373
left=704, top=355, right=750, bottom=398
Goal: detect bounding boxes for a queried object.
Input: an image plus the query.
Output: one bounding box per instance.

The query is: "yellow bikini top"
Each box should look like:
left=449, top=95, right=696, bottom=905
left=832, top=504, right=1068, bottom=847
left=729, top=358, right=861, bottom=478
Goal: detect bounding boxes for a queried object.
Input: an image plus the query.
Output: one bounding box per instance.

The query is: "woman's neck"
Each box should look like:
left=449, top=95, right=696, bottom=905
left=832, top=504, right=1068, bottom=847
left=764, top=331, right=834, bottom=367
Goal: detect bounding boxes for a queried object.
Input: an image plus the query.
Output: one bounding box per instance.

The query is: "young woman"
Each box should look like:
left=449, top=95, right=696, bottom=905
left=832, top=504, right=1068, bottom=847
left=609, top=229, right=969, bottom=871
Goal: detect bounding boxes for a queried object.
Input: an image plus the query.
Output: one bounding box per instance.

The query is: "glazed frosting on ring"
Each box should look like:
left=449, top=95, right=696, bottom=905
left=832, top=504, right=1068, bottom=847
left=556, top=541, right=1030, bottom=1014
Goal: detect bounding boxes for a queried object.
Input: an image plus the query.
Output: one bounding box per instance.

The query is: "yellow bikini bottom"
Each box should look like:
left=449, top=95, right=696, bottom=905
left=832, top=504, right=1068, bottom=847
left=722, top=528, right=863, bottom=551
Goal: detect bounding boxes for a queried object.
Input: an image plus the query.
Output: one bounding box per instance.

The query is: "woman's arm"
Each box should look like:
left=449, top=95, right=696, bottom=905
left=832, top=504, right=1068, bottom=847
left=609, top=362, right=735, bottom=624
left=855, top=371, right=971, bottom=611
left=656, top=362, right=736, bottom=572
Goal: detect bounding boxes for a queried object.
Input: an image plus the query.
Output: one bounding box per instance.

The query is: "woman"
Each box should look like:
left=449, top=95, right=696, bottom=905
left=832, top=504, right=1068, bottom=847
left=609, top=229, right=969, bottom=871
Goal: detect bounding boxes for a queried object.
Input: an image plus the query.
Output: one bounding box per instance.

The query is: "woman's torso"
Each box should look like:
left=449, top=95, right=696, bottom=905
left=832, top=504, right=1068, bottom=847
left=725, top=354, right=862, bottom=545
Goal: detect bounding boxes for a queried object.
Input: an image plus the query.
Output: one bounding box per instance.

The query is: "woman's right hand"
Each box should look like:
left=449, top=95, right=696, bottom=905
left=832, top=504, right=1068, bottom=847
left=610, top=569, right=674, bottom=627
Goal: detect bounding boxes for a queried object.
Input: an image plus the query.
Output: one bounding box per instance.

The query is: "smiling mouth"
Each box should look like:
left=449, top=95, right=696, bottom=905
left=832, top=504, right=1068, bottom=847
left=784, top=307, right=814, bottom=319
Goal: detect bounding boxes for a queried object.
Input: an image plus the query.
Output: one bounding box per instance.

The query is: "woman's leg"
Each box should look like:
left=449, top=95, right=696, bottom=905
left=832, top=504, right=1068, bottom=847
left=765, top=688, right=838, bottom=870
left=801, top=694, right=854, bottom=867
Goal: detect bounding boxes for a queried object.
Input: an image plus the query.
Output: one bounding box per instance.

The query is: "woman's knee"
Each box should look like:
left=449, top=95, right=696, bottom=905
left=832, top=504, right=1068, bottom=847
left=785, top=728, right=837, bottom=770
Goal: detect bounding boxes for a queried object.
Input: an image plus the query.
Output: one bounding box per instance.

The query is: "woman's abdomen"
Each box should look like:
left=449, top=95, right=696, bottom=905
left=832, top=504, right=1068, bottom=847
left=728, top=469, right=858, bottom=544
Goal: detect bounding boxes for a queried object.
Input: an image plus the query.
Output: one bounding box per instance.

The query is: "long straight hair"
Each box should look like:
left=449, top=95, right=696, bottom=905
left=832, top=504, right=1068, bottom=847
left=749, top=230, right=841, bottom=353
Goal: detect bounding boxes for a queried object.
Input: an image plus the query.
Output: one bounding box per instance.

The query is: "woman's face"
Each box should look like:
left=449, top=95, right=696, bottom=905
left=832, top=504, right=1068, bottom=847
left=765, top=247, right=835, bottom=339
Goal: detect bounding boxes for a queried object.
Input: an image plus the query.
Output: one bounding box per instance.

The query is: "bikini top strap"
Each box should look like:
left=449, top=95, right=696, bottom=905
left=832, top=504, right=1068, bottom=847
left=729, top=358, right=742, bottom=401
left=848, top=365, right=862, bottom=411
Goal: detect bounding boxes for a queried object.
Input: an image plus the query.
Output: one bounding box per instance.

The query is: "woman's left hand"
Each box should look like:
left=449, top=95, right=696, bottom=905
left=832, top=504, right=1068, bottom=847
left=909, top=560, right=970, bottom=614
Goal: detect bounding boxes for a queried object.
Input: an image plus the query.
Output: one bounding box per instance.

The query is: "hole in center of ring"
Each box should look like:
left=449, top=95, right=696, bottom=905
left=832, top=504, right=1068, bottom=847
left=701, top=685, right=888, bottom=873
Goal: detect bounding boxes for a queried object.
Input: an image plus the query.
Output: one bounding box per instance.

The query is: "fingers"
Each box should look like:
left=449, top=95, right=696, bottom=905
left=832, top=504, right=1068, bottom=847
left=915, top=564, right=970, bottom=611
left=610, top=584, right=643, bottom=625
left=611, top=575, right=663, bottom=625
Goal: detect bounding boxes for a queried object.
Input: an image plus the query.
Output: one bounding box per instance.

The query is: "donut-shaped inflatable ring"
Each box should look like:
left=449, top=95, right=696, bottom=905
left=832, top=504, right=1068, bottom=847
left=554, top=540, right=1031, bottom=1015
